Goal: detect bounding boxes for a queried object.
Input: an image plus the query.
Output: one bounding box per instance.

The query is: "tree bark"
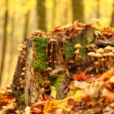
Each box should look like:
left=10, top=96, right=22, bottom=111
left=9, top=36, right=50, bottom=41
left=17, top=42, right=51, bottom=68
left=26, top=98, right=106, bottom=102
left=37, top=0, right=46, bottom=31
left=0, top=0, right=8, bottom=85
left=72, top=0, right=84, bottom=23
left=111, top=0, right=114, bottom=27
left=96, top=0, right=100, bottom=26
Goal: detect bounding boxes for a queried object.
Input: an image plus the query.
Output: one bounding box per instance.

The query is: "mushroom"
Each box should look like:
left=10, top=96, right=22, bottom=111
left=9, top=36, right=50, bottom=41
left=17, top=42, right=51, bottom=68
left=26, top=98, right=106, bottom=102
left=22, top=67, right=26, bottom=71
left=94, top=61, right=100, bottom=73
left=74, top=50, right=80, bottom=60
left=107, top=52, right=114, bottom=67
left=20, top=80, right=25, bottom=84
left=7, top=89, right=13, bottom=96
left=96, top=48, right=104, bottom=55
left=21, top=72, right=25, bottom=76
left=23, top=45, right=27, bottom=49
left=17, top=87, right=21, bottom=94
left=8, top=103, right=16, bottom=110
left=46, top=67, right=52, bottom=80
left=21, top=85, right=24, bottom=89
left=23, top=51, right=26, bottom=56
left=2, top=106, right=8, bottom=111
left=49, top=39, right=57, bottom=50
left=0, top=90, right=7, bottom=96
left=74, top=44, right=82, bottom=52
left=19, top=44, right=23, bottom=48
left=69, top=60, right=75, bottom=66
left=101, top=58, right=105, bottom=69
left=17, top=48, right=23, bottom=52
left=33, top=51, right=36, bottom=57
left=21, top=55, right=26, bottom=60
left=61, top=38, right=66, bottom=46
left=21, top=59, right=24, bottom=64
left=104, top=46, right=112, bottom=53
left=95, top=53, right=102, bottom=67
left=23, top=41, right=27, bottom=45
left=54, top=61, right=57, bottom=64
left=88, top=52, right=95, bottom=63
left=19, top=78, right=23, bottom=81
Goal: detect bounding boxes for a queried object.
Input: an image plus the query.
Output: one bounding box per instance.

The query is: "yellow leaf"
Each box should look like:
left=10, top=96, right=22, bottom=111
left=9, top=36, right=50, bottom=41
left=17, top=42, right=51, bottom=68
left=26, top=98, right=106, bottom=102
left=74, top=90, right=83, bottom=101
left=50, top=86, right=56, bottom=98
left=110, top=76, right=114, bottom=83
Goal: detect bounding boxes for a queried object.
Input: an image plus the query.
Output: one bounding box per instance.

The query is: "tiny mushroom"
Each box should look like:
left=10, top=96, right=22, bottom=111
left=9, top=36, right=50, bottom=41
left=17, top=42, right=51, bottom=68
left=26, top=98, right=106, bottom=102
left=33, top=51, right=36, bottom=57
left=23, top=45, right=27, bottom=49
left=61, top=38, right=66, bottom=45
left=95, top=53, right=102, bottom=67
left=19, top=44, right=23, bottom=48
left=40, top=88, right=45, bottom=94
left=94, top=61, right=100, bottom=73
left=21, top=72, right=25, bottom=76
left=101, top=58, right=105, bottom=69
left=69, top=60, right=75, bottom=66
left=17, top=48, right=23, bottom=52
left=104, top=46, right=112, bottom=53
left=107, top=52, right=114, bottom=67
left=88, top=52, right=95, bottom=63
left=0, top=90, right=7, bottom=96
left=21, top=59, right=24, bottom=64
left=19, top=78, right=23, bottom=81
left=22, top=67, right=26, bottom=71
left=96, top=48, right=104, bottom=54
left=23, top=51, right=26, bottom=56
left=21, top=85, right=24, bottom=89
left=54, top=61, right=57, bottom=64
left=74, top=50, right=80, bottom=60
left=47, top=67, right=52, bottom=73
left=7, top=89, right=13, bottom=96
left=74, top=44, right=82, bottom=51
left=49, top=39, right=57, bottom=50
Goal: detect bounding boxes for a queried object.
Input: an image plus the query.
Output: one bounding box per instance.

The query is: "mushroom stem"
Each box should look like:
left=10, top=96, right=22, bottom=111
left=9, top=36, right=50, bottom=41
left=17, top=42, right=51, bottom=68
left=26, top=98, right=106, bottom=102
left=98, top=57, right=101, bottom=67
left=91, top=56, right=94, bottom=63
left=51, top=43, right=53, bottom=50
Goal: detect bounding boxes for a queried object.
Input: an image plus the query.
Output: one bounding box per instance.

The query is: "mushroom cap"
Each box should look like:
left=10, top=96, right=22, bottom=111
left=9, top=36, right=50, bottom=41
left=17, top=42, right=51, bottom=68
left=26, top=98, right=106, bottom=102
left=104, top=46, right=112, bottom=51
left=95, top=53, right=102, bottom=57
left=103, top=53, right=108, bottom=56
left=21, top=72, right=25, bottom=76
left=94, top=61, right=99, bottom=65
left=47, top=67, right=52, bottom=71
left=88, top=52, right=96, bottom=56
left=69, top=60, right=74, bottom=64
left=19, top=78, right=23, bottom=81
left=61, top=39, right=66, bottom=42
left=74, top=50, right=79, bottom=55
left=49, top=39, right=57, bottom=44
left=74, top=44, right=82, bottom=49
left=101, top=58, right=105, bottom=61
left=17, top=48, right=23, bottom=51
left=7, top=89, right=13, bottom=93
left=8, top=104, right=15, bottom=110
left=40, top=88, right=45, bottom=94
left=19, top=44, right=23, bottom=48
left=78, top=55, right=81, bottom=59
left=17, top=87, right=20, bottom=90
left=2, top=106, right=8, bottom=111
left=21, top=85, right=24, bottom=88
left=96, top=48, right=104, bottom=54
left=107, top=52, right=114, bottom=56
left=23, top=45, right=27, bottom=49
left=0, top=90, right=6, bottom=95
left=22, top=67, right=26, bottom=71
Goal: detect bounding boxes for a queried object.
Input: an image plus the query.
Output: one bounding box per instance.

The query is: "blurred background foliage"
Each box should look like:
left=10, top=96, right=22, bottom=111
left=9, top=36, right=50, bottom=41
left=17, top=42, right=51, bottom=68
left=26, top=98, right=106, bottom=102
left=0, top=0, right=114, bottom=87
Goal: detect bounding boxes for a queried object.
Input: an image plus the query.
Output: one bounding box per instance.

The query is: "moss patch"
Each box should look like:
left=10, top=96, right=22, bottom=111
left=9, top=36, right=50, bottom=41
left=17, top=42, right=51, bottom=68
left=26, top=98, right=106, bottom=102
left=62, top=41, right=76, bottom=60
left=33, top=37, right=48, bottom=73
left=50, top=76, right=64, bottom=98
left=20, top=94, right=25, bottom=102
left=76, top=36, right=89, bottom=57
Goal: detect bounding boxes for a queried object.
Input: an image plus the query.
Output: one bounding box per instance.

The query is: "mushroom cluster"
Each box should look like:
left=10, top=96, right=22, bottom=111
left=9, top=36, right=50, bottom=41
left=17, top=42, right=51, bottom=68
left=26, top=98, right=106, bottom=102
left=17, top=40, right=27, bottom=91
left=88, top=46, right=114, bottom=73
left=74, top=44, right=82, bottom=61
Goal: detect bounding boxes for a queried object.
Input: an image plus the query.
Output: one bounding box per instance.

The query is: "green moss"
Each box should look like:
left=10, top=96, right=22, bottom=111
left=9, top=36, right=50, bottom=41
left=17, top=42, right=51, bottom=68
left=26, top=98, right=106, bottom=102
left=20, top=94, right=25, bottom=102
left=50, top=76, right=64, bottom=98
left=77, top=36, right=89, bottom=57
left=16, top=91, right=20, bottom=97
left=62, top=41, right=76, bottom=60
left=33, top=37, right=48, bottom=73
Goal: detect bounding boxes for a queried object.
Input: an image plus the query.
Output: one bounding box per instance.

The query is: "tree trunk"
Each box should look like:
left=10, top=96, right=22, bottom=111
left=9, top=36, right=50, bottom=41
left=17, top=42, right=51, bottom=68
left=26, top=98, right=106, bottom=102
left=0, top=0, right=8, bottom=85
left=52, top=0, right=56, bottom=29
left=37, top=0, right=46, bottom=31
left=24, top=11, right=30, bottom=39
left=111, top=0, right=114, bottom=27
left=96, top=0, right=100, bottom=26
left=72, top=0, right=84, bottom=23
